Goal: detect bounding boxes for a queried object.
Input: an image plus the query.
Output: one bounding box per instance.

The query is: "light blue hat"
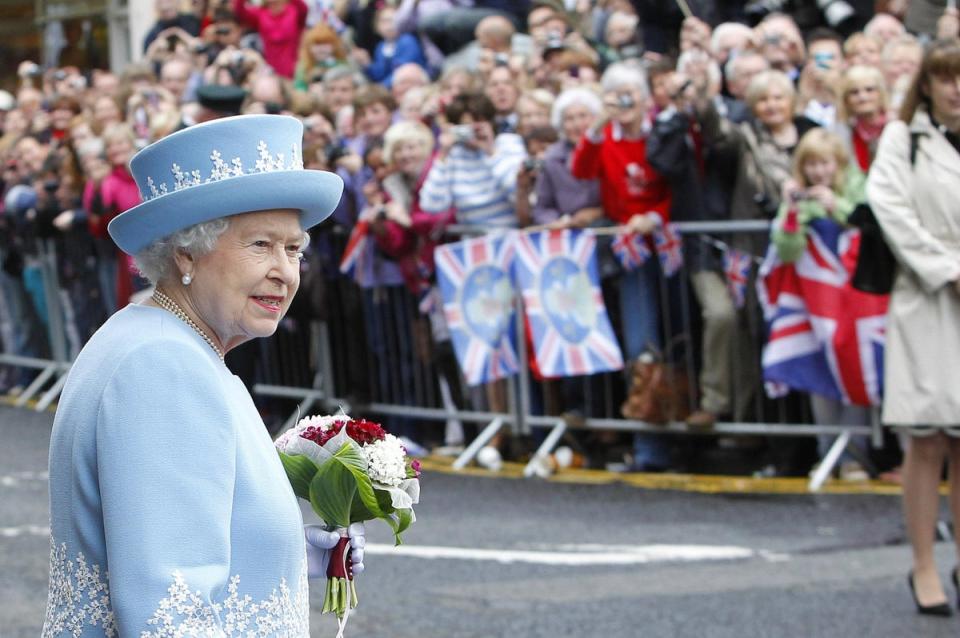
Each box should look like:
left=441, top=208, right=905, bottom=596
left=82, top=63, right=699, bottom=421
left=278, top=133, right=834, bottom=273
left=108, top=114, right=343, bottom=255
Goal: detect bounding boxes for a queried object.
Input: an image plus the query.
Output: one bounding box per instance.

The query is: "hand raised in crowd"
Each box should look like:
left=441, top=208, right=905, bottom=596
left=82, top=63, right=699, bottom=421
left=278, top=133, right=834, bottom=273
left=626, top=212, right=660, bottom=236
left=334, top=151, right=363, bottom=175
left=436, top=127, right=457, bottom=159
left=52, top=210, right=76, bottom=232
left=937, top=7, right=960, bottom=40
left=516, top=162, right=536, bottom=193
left=350, top=47, right=372, bottom=67
left=383, top=201, right=412, bottom=228
left=679, top=16, right=712, bottom=53
left=470, top=121, right=496, bottom=156
left=806, top=185, right=837, bottom=215
left=781, top=178, right=803, bottom=205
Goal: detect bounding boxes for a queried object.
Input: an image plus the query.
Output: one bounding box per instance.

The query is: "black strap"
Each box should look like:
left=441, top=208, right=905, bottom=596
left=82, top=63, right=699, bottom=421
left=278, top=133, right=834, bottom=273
left=910, top=131, right=923, bottom=166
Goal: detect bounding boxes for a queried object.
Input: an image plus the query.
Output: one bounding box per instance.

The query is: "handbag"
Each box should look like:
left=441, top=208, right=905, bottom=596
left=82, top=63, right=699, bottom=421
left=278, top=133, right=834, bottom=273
left=849, top=203, right=896, bottom=294
left=849, top=131, right=926, bottom=294
left=620, top=344, right=691, bottom=425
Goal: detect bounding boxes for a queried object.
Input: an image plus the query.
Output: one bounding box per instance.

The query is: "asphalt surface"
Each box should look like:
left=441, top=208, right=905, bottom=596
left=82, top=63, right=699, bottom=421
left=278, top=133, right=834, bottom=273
left=2, top=403, right=959, bottom=637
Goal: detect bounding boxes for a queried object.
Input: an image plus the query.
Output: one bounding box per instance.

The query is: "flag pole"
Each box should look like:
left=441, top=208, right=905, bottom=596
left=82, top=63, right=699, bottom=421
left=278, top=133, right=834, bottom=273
left=675, top=0, right=693, bottom=18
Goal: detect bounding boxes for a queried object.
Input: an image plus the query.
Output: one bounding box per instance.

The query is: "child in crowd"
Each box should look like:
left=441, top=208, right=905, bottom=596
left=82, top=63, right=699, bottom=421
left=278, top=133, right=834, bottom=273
left=772, top=128, right=872, bottom=481
left=353, top=4, right=427, bottom=89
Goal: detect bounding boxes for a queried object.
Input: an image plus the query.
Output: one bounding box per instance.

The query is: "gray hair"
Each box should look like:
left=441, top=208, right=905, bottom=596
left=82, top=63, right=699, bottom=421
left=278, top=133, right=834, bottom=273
left=550, top=87, right=603, bottom=131
left=725, top=50, right=768, bottom=83
left=323, top=65, right=366, bottom=88
left=135, top=218, right=231, bottom=285
left=136, top=216, right=313, bottom=285
left=600, top=62, right=649, bottom=100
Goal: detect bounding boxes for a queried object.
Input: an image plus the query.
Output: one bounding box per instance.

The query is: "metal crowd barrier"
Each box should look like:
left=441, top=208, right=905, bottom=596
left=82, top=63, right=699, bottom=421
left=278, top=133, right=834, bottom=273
left=0, top=222, right=879, bottom=491
left=252, top=220, right=880, bottom=492
left=0, top=239, right=73, bottom=411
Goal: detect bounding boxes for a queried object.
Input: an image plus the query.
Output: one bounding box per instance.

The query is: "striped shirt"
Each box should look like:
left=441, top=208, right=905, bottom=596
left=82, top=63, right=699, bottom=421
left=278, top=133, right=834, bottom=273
left=419, top=133, right=527, bottom=229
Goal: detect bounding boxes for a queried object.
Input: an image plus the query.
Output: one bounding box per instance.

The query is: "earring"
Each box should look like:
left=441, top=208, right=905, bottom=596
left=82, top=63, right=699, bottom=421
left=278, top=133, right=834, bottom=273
left=181, top=273, right=193, bottom=286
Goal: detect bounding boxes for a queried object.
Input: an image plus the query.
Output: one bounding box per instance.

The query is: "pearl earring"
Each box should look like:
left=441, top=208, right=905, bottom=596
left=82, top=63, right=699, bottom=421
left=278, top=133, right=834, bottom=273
left=182, top=273, right=193, bottom=286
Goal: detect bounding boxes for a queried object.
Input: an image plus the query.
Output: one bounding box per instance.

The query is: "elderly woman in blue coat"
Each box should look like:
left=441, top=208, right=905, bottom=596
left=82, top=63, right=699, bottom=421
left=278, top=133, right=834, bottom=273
left=42, top=115, right=365, bottom=636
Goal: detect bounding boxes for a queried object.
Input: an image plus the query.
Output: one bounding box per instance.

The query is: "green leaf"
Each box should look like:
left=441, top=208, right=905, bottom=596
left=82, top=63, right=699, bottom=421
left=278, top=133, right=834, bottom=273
left=309, top=449, right=358, bottom=529
left=303, top=443, right=415, bottom=543
left=278, top=452, right=318, bottom=501
left=394, top=508, right=413, bottom=545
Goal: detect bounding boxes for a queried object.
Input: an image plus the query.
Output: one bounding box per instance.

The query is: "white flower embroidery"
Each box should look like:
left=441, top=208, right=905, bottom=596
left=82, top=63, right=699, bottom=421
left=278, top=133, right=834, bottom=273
left=143, top=140, right=302, bottom=201
left=172, top=164, right=187, bottom=190
left=255, top=140, right=272, bottom=173
left=289, top=145, right=302, bottom=170
left=42, top=540, right=309, bottom=638
left=42, top=541, right=117, bottom=638
left=143, top=565, right=309, bottom=638
left=209, top=150, right=230, bottom=181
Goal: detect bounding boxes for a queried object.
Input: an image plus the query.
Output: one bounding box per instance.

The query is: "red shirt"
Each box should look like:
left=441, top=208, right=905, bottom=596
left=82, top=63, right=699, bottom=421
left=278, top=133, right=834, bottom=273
left=233, top=0, right=307, bottom=78
left=570, top=121, right=671, bottom=225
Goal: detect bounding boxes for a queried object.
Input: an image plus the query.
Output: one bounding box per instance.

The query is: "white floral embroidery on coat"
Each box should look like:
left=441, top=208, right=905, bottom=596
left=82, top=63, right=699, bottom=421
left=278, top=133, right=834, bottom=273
left=142, top=565, right=309, bottom=638
left=42, top=541, right=117, bottom=638
left=42, top=539, right=309, bottom=637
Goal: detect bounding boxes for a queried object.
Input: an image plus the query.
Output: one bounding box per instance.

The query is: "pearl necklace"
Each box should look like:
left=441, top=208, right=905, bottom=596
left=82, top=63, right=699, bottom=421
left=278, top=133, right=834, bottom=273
left=152, top=288, right=225, bottom=361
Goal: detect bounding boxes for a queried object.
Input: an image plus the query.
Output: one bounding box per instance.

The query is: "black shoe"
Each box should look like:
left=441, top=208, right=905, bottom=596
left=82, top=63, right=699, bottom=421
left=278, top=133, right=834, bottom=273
left=908, top=571, right=953, bottom=617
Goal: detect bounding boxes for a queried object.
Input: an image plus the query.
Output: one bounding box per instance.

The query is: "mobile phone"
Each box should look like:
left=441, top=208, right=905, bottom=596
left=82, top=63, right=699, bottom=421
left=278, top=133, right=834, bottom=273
left=670, top=79, right=693, bottom=101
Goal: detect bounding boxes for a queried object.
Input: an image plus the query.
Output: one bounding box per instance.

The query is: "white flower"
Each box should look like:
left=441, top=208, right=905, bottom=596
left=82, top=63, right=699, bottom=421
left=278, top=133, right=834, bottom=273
left=360, top=434, right=408, bottom=487
left=296, top=413, right=349, bottom=431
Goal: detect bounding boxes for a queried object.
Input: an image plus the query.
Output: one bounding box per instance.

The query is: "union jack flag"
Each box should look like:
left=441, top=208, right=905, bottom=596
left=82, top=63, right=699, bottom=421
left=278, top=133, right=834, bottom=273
left=757, top=219, right=889, bottom=406
left=654, top=223, right=684, bottom=277
left=723, top=248, right=753, bottom=309
left=339, top=221, right=370, bottom=277
left=514, top=229, right=624, bottom=378
left=434, top=234, right=519, bottom=386
left=611, top=230, right=651, bottom=271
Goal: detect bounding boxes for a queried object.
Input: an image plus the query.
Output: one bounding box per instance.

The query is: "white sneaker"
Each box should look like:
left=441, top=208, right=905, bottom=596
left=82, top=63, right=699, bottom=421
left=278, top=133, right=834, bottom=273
left=839, top=461, right=869, bottom=482
left=476, top=446, right=503, bottom=472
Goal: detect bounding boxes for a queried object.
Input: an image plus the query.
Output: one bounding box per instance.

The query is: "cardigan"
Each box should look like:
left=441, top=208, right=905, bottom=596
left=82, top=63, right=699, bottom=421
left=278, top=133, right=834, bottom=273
left=42, top=304, right=309, bottom=636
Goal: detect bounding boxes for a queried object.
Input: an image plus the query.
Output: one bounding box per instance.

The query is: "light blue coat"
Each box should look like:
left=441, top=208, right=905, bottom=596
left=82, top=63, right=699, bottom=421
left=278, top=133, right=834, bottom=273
left=42, top=304, right=309, bottom=637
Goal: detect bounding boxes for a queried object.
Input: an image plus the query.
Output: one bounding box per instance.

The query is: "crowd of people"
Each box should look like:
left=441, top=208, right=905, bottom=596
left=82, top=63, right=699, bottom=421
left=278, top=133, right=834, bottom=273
left=1, top=0, right=959, bottom=481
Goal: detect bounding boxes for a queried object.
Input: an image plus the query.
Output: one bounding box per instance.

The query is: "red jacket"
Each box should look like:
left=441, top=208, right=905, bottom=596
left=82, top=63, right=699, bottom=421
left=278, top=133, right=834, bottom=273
left=233, top=0, right=307, bottom=78
left=570, top=121, right=671, bottom=225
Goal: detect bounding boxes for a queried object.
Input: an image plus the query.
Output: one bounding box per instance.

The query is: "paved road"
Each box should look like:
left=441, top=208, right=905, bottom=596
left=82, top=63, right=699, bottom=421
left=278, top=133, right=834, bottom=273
left=2, top=404, right=959, bottom=637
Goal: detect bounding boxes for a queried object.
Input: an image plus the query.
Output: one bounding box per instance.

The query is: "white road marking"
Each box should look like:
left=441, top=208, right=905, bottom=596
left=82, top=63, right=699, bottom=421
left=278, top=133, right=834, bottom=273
left=0, top=525, right=50, bottom=538
left=364, top=543, right=761, bottom=566
left=0, top=471, right=49, bottom=487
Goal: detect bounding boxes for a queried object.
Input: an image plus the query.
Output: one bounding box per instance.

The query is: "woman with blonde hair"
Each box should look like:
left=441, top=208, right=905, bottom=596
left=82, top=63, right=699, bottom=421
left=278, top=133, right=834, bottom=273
left=868, top=38, right=960, bottom=617
left=835, top=65, right=890, bottom=171
left=515, top=89, right=555, bottom=137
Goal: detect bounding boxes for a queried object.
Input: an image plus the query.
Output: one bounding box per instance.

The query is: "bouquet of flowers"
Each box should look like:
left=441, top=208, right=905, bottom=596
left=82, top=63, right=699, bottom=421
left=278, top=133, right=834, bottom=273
left=275, top=414, right=420, bottom=621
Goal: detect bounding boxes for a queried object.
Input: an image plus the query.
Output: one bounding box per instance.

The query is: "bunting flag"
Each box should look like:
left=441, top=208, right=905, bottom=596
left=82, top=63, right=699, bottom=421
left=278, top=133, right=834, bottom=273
left=434, top=234, right=519, bottom=386
left=723, top=248, right=753, bottom=309
left=611, top=230, right=651, bottom=271
left=757, top=219, right=889, bottom=406
left=653, top=222, right=684, bottom=277
left=514, top=229, right=624, bottom=378
left=339, top=221, right=370, bottom=277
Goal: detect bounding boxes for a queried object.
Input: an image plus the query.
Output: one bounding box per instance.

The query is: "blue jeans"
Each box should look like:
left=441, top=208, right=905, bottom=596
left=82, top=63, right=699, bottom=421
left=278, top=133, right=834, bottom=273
left=618, top=259, right=661, bottom=361
left=618, top=260, right=673, bottom=470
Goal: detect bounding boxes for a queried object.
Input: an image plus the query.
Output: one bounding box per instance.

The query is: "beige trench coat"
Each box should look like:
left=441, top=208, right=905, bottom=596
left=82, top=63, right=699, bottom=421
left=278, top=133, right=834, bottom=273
left=866, top=111, right=960, bottom=426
